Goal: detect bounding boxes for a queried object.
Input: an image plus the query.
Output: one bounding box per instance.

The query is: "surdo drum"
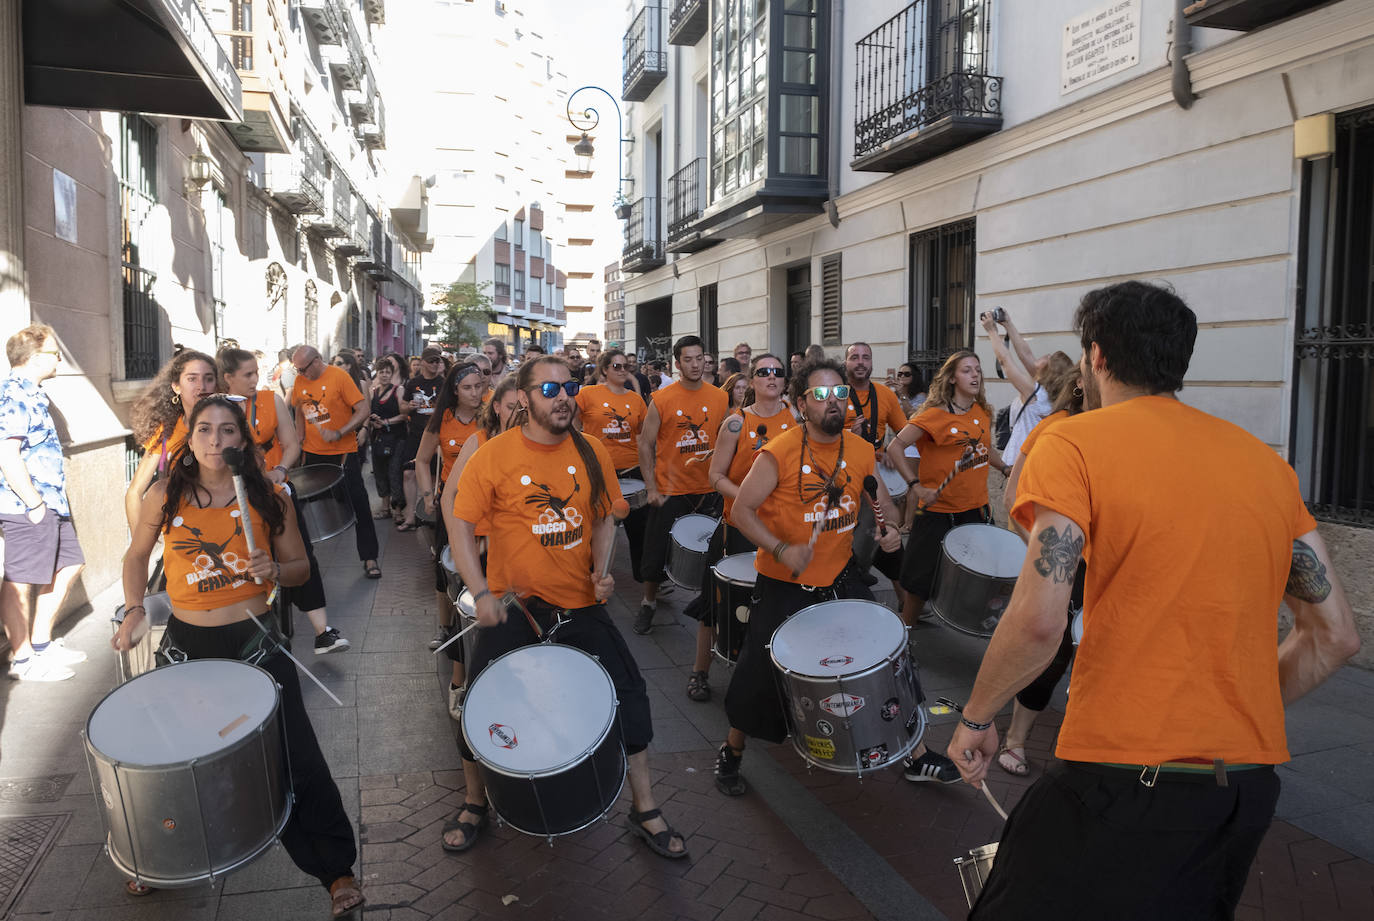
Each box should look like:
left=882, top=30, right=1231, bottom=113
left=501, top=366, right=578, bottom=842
left=440, top=546, right=462, bottom=606
left=710, top=553, right=756, bottom=664
left=929, top=524, right=1027, bottom=637
left=666, top=513, right=719, bottom=591
left=461, top=645, right=626, bottom=840
left=287, top=465, right=354, bottom=542
left=84, top=660, right=292, bottom=888
left=876, top=463, right=908, bottom=502
left=617, top=476, right=647, bottom=511
left=769, top=600, right=927, bottom=775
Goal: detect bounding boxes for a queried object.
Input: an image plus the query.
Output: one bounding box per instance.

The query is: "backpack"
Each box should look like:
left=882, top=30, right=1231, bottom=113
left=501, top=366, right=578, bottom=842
left=994, top=406, right=1012, bottom=451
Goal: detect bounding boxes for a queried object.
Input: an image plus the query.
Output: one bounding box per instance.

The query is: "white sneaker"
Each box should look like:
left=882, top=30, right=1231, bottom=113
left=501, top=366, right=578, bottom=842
left=36, top=638, right=88, bottom=666
left=448, top=684, right=466, bottom=721
left=8, top=657, right=75, bottom=682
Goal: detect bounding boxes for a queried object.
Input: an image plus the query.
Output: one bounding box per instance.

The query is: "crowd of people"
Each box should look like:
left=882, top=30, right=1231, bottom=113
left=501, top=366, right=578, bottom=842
left=0, top=276, right=1361, bottom=918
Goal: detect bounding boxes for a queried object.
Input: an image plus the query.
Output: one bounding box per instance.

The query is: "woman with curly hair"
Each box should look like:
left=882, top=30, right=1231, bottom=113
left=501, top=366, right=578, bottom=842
left=113, top=395, right=363, bottom=914
left=124, top=350, right=219, bottom=530
left=885, top=350, right=1011, bottom=632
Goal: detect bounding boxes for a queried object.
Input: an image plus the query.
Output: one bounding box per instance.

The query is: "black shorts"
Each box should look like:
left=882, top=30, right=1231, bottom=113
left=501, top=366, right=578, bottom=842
left=899, top=506, right=990, bottom=598
left=0, top=512, right=84, bottom=585
left=456, top=598, right=653, bottom=759
left=642, top=492, right=723, bottom=584
left=723, top=571, right=874, bottom=744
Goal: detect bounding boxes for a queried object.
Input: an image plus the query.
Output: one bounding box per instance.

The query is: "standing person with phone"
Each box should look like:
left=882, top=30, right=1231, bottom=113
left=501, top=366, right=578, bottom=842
left=980, top=309, right=1074, bottom=466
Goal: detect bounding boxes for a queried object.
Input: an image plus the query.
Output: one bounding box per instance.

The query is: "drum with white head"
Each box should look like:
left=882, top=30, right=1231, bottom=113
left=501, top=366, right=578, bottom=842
left=617, top=477, right=647, bottom=511
left=666, top=513, right=719, bottom=591
left=876, top=462, right=908, bottom=501
left=930, top=524, right=1027, bottom=637
left=710, top=553, right=757, bottom=663
left=461, top=644, right=625, bottom=839
left=84, top=660, right=291, bottom=888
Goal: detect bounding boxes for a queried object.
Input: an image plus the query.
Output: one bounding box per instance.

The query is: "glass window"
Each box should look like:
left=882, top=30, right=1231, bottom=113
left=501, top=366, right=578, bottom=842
left=514, top=219, right=524, bottom=247
left=709, top=0, right=770, bottom=202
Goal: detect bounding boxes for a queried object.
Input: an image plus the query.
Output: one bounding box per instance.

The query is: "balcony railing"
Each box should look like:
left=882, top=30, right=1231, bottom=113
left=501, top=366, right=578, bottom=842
left=360, top=95, right=386, bottom=149
left=622, top=197, right=664, bottom=274
left=666, top=157, right=711, bottom=251
left=853, top=0, right=1002, bottom=172
left=668, top=0, right=707, bottom=46
left=265, top=119, right=326, bottom=212
left=308, top=172, right=351, bottom=239
left=298, top=0, right=344, bottom=45
left=363, top=0, right=386, bottom=25
left=622, top=5, right=666, bottom=102
left=326, top=15, right=365, bottom=90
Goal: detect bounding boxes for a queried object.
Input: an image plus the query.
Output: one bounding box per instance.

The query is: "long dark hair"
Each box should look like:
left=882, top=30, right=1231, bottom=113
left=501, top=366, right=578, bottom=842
left=516, top=356, right=609, bottom=519
left=479, top=376, right=520, bottom=438
left=131, top=350, right=218, bottom=445
left=160, top=396, right=286, bottom=537
left=426, top=362, right=482, bottom=434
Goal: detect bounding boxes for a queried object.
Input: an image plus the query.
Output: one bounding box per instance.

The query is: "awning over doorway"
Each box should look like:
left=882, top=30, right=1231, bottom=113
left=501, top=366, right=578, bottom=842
left=23, top=0, right=242, bottom=121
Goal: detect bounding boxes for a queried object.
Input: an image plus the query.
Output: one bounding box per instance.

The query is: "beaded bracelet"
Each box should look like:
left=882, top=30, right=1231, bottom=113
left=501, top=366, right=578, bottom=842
left=472, top=588, right=492, bottom=603
left=960, top=715, right=994, bottom=732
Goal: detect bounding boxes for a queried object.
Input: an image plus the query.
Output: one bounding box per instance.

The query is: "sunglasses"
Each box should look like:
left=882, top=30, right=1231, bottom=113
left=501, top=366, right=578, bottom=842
left=808, top=385, right=851, bottom=401
left=608, top=362, right=626, bottom=371
left=754, top=367, right=785, bottom=378
left=425, top=357, right=443, bottom=364
left=532, top=380, right=581, bottom=399
left=896, top=371, right=912, bottom=378
left=293, top=356, right=319, bottom=373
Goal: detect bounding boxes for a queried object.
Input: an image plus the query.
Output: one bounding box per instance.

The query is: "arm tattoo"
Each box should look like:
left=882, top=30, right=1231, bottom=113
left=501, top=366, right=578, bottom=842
left=1033, top=525, right=1083, bottom=584
left=727, top=417, right=743, bottom=434
left=1286, top=540, right=1332, bottom=603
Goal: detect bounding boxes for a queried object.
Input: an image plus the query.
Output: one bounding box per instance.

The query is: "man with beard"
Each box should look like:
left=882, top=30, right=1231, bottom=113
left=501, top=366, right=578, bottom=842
left=482, top=338, right=509, bottom=383
left=636, top=336, right=730, bottom=634
left=711, top=359, right=948, bottom=796
left=947, top=281, right=1359, bottom=918
left=442, top=356, right=688, bottom=860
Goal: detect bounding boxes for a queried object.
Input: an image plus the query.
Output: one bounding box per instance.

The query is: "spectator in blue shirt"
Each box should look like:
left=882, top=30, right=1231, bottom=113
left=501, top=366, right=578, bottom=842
left=0, top=324, right=86, bottom=681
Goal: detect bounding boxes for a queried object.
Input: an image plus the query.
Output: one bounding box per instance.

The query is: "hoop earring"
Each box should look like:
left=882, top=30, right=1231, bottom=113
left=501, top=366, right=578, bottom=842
left=1073, top=386, right=1084, bottom=398
left=171, top=393, right=181, bottom=406
left=182, top=454, right=194, bottom=467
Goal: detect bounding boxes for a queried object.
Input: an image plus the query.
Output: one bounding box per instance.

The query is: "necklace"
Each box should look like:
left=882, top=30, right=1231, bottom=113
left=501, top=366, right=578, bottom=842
left=950, top=398, right=973, bottom=414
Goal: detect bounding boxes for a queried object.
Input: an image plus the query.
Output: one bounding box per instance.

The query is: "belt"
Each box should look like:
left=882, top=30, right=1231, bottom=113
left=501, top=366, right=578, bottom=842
left=1072, top=760, right=1269, bottom=788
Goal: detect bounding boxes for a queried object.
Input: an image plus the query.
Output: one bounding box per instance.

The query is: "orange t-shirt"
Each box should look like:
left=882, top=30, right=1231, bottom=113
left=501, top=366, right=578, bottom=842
left=163, top=494, right=277, bottom=610
left=1017, top=409, right=1069, bottom=461
left=291, top=365, right=364, bottom=456
left=753, top=428, right=876, bottom=587
left=577, top=384, right=647, bottom=471
left=909, top=403, right=992, bottom=512
left=143, top=418, right=189, bottom=474
left=436, top=410, right=481, bottom=486
left=1013, top=396, right=1316, bottom=765
left=650, top=380, right=730, bottom=495
left=844, top=382, right=909, bottom=444
left=249, top=391, right=284, bottom=469
left=452, top=427, right=622, bottom=609
left=721, top=405, right=797, bottom=524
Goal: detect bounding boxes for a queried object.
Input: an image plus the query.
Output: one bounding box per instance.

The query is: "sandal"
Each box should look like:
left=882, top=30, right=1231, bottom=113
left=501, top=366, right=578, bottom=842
left=686, top=671, right=711, bottom=702
left=372, top=509, right=392, bottom=520
left=997, top=746, right=1030, bottom=777
left=441, top=802, right=489, bottom=853
left=363, top=561, right=382, bottom=579
left=124, top=879, right=155, bottom=896
left=626, top=808, right=688, bottom=860
left=328, top=876, right=365, bottom=917
left=396, top=521, right=420, bottom=532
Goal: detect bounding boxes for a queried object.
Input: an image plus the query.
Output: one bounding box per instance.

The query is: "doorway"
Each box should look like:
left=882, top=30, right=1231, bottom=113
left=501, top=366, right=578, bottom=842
left=786, top=265, right=812, bottom=358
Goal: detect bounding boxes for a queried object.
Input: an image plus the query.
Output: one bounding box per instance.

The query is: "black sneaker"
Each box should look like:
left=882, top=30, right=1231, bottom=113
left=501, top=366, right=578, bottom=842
left=902, top=751, right=961, bottom=783
left=714, top=744, right=747, bottom=796
left=428, top=625, right=453, bottom=651
left=633, top=604, right=654, bottom=635
left=314, top=627, right=351, bottom=655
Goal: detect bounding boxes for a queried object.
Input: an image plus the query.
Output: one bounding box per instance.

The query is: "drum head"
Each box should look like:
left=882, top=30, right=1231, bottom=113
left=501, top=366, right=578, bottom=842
left=458, top=589, right=475, bottom=617
left=1071, top=608, right=1084, bottom=646
left=713, top=553, right=758, bottom=585
left=877, top=463, right=907, bottom=496
left=618, top=477, right=645, bottom=494
left=670, top=513, right=717, bottom=549
left=286, top=465, right=343, bottom=497
left=943, top=524, right=1026, bottom=578
left=771, top=600, right=905, bottom=677
left=440, top=546, right=457, bottom=574
left=87, top=660, right=277, bottom=766
left=462, top=645, right=617, bottom=775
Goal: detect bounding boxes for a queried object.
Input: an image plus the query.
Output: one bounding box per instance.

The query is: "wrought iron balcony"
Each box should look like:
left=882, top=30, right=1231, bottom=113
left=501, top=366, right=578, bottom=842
left=622, top=197, right=664, bottom=274
left=325, top=16, right=365, bottom=91
left=357, top=219, right=388, bottom=276
left=298, top=0, right=344, bottom=45
left=308, top=172, right=352, bottom=239
left=668, top=0, right=707, bottom=46
left=1184, top=0, right=1332, bottom=30
left=336, top=192, right=370, bottom=255
left=267, top=118, right=327, bottom=212
left=344, top=70, right=375, bottom=121
left=363, top=0, right=386, bottom=26
left=666, top=158, right=718, bottom=253
left=622, top=5, right=666, bottom=102
left=852, top=0, right=1002, bottom=173
left=360, top=96, right=386, bottom=149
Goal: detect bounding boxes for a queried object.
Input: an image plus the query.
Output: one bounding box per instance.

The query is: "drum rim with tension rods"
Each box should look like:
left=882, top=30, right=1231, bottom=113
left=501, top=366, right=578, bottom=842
left=712, top=552, right=758, bottom=586
left=768, top=599, right=909, bottom=679
left=929, top=523, right=1027, bottom=638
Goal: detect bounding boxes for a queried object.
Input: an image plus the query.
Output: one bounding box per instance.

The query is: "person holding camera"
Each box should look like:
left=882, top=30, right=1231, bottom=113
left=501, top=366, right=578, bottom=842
left=980, top=308, right=1074, bottom=465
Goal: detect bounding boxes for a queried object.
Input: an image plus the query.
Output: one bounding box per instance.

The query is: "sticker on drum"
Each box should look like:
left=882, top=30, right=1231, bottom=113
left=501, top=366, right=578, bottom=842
left=881, top=698, right=900, bottom=721
left=805, top=736, right=836, bottom=760
left=819, top=655, right=853, bottom=668
left=815, top=719, right=834, bottom=736
left=820, top=693, right=864, bottom=717
left=771, top=602, right=907, bottom=679
left=860, top=743, right=889, bottom=767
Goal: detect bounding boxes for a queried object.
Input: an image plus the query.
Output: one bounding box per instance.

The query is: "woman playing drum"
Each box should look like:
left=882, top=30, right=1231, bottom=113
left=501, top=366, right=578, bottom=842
left=125, top=350, right=220, bottom=530
left=885, top=350, right=1011, bottom=629
left=218, top=348, right=349, bottom=656
left=113, top=395, right=363, bottom=916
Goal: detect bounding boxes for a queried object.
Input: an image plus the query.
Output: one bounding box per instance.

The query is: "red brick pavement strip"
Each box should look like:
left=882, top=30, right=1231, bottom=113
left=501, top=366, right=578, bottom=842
left=357, top=757, right=877, bottom=921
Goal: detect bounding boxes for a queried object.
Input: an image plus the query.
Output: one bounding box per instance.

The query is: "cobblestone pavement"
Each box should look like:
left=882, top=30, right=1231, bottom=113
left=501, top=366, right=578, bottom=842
left=1, top=509, right=1372, bottom=920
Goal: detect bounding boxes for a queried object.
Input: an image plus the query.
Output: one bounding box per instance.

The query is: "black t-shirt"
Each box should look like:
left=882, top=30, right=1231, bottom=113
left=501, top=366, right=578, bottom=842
left=403, top=374, right=442, bottom=437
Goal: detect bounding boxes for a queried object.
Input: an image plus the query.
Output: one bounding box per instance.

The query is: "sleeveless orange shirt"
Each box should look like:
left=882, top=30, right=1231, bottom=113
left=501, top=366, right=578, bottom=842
left=651, top=380, right=730, bottom=496
left=721, top=405, right=796, bottom=525
left=163, top=494, right=276, bottom=610
left=248, top=390, right=284, bottom=469
left=437, top=410, right=481, bottom=486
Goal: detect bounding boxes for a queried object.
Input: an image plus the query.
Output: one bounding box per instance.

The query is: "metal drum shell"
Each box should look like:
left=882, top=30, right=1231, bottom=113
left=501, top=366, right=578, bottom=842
left=710, top=553, right=756, bottom=664
left=666, top=514, right=718, bottom=591
left=617, top=477, right=647, bottom=511
left=84, top=660, right=292, bottom=888
left=929, top=525, right=1026, bottom=638
left=955, top=842, right=999, bottom=908
left=110, top=592, right=173, bottom=683
left=287, top=465, right=355, bottom=542
left=440, top=546, right=463, bottom=606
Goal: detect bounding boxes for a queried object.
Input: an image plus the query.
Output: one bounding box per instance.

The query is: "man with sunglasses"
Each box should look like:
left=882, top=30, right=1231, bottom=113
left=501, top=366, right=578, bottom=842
left=636, top=336, right=730, bottom=634
left=713, top=358, right=925, bottom=795
left=397, top=347, right=446, bottom=532
left=443, top=356, right=688, bottom=860
left=290, top=345, right=381, bottom=579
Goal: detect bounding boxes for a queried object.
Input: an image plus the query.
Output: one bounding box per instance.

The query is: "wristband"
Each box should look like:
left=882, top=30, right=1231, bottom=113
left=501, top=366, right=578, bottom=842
left=472, top=588, right=492, bottom=604
left=771, top=540, right=788, bottom=562
left=960, top=715, right=995, bottom=732
left=906, top=478, right=919, bottom=487
left=123, top=605, right=145, bottom=618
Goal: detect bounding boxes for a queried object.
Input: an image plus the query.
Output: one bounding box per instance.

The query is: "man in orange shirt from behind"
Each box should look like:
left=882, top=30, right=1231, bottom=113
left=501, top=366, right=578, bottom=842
left=947, top=280, right=1360, bottom=918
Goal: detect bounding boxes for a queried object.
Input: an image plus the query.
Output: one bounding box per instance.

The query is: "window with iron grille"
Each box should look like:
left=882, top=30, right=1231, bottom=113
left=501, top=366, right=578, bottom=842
left=820, top=253, right=841, bottom=345
left=699, top=284, right=718, bottom=354
left=1292, top=107, right=1374, bottom=527
left=908, top=218, right=975, bottom=374
left=120, top=114, right=160, bottom=380
left=495, top=263, right=511, bottom=297
left=210, top=192, right=228, bottom=345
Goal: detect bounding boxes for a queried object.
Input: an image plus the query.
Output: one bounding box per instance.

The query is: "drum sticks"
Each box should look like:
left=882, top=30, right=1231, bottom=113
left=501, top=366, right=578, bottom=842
left=244, top=609, right=343, bottom=706
left=596, top=498, right=631, bottom=604
left=222, top=447, right=262, bottom=584
left=913, top=445, right=979, bottom=516
left=861, top=475, right=889, bottom=537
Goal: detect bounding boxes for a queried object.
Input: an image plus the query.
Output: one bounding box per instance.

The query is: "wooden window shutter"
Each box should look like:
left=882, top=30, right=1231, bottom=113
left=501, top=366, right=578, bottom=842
left=821, top=253, right=842, bottom=345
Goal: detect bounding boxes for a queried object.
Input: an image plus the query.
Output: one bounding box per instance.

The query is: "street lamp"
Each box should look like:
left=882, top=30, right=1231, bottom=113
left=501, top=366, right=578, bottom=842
left=566, top=85, right=633, bottom=206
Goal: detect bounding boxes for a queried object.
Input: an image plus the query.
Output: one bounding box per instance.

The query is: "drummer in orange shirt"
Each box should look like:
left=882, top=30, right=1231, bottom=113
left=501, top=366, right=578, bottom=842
left=125, top=350, right=219, bottom=530
left=713, top=358, right=939, bottom=795
left=442, top=356, right=688, bottom=860
left=947, top=281, right=1360, bottom=918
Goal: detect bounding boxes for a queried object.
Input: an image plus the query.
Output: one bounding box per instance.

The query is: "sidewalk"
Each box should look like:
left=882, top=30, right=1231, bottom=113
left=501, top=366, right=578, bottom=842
left=0, top=518, right=1371, bottom=920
